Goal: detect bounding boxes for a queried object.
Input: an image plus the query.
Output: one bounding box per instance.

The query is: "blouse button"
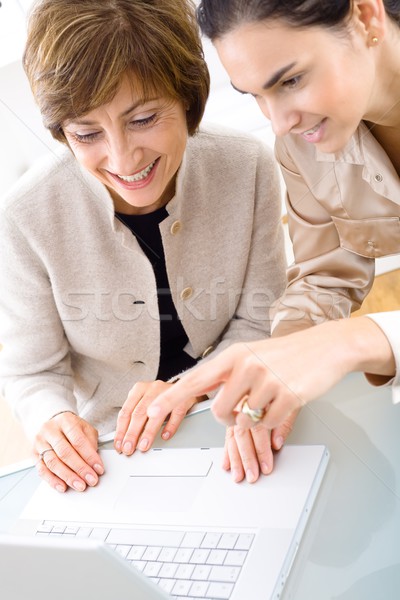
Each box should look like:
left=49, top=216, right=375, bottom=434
left=170, top=220, right=182, bottom=235
left=374, top=173, right=383, bottom=182
left=180, top=287, right=193, bottom=301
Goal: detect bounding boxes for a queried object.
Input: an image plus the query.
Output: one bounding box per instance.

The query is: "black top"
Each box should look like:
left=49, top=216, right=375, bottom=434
left=116, top=207, right=197, bottom=380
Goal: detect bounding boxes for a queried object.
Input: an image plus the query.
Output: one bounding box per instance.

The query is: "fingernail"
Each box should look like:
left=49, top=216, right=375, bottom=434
left=246, top=469, right=256, bottom=483
left=232, top=469, right=241, bottom=482
left=85, top=473, right=97, bottom=486
left=162, top=431, right=170, bottom=440
left=138, top=438, right=148, bottom=451
left=56, top=484, right=66, bottom=493
left=115, top=440, right=121, bottom=452
left=94, top=463, right=104, bottom=475
left=73, top=480, right=86, bottom=492
left=261, top=462, right=270, bottom=475
left=147, top=405, right=160, bottom=418
left=275, top=436, right=284, bottom=450
left=123, top=442, right=132, bottom=454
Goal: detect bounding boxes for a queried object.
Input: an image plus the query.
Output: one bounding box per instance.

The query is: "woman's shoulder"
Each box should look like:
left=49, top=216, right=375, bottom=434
left=1, top=147, right=77, bottom=210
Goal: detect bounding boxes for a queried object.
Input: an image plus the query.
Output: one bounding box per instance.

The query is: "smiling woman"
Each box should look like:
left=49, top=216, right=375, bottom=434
left=148, top=0, right=400, bottom=453
left=62, top=80, right=189, bottom=215
left=0, top=0, right=287, bottom=489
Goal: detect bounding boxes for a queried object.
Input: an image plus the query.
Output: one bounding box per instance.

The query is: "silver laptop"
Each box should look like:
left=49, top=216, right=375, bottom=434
left=6, top=445, right=329, bottom=599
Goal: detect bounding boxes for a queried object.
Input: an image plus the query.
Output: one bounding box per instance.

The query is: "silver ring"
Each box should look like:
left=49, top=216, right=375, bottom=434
left=39, top=448, right=55, bottom=461
left=241, top=400, right=265, bottom=423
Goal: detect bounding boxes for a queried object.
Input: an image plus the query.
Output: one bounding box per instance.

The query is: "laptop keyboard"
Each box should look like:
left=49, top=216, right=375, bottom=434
left=35, top=521, right=255, bottom=599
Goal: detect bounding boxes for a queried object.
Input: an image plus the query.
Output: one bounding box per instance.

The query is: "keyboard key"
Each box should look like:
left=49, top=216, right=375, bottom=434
left=175, top=564, right=195, bottom=580
left=52, top=525, right=66, bottom=534
left=158, top=578, right=176, bottom=594
left=131, top=560, right=146, bottom=572
left=64, top=526, right=80, bottom=535
left=142, top=546, right=162, bottom=561
left=235, top=533, right=254, bottom=550
left=115, top=545, right=131, bottom=559
left=159, top=547, right=178, bottom=562
left=207, top=549, right=227, bottom=565
left=224, top=550, right=247, bottom=566
left=36, top=523, right=53, bottom=533
left=206, top=582, right=234, bottom=599
left=190, top=549, right=210, bottom=564
left=189, top=581, right=210, bottom=598
left=75, top=527, right=92, bottom=538
left=192, top=564, right=212, bottom=581
left=143, top=562, right=162, bottom=577
left=217, top=533, right=238, bottom=550
left=173, top=548, right=194, bottom=563
left=201, top=532, right=221, bottom=549
left=127, top=545, right=146, bottom=560
left=181, top=532, right=205, bottom=548
left=172, top=580, right=192, bottom=596
left=209, top=566, right=240, bottom=583
left=159, top=562, right=178, bottom=579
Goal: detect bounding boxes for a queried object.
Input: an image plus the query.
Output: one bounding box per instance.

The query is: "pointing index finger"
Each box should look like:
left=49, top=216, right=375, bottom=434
left=147, top=359, right=228, bottom=419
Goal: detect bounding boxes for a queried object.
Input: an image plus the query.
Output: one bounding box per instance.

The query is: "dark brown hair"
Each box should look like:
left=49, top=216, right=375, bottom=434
left=197, top=0, right=400, bottom=40
left=24, top=0, right=210, bottom=142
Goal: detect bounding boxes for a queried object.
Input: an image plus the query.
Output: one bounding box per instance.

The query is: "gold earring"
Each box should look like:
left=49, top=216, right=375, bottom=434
left=372, top=36, right=379, bottom=44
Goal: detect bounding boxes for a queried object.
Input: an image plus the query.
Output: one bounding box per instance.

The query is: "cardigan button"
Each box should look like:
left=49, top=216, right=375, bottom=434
left=180, top=286, right=193, bottom=301
left=202, top=345, right=214, bottom=358
left=170, top=220, right=182, bottom=235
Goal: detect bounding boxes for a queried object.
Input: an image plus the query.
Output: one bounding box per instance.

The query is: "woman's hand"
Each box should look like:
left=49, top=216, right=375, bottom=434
left=223, top=410, right=298, bottom=483
left=34, top=412, right=104, bottom=493
left=114, top=380, right=199, bottom=456
left=223, top=424, right=272, bottom=483
left=148, top=318, right=391, bottom=430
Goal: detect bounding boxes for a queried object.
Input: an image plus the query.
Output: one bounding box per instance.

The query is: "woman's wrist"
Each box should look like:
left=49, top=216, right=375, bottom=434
left=338, top=316, right=395, bottom=377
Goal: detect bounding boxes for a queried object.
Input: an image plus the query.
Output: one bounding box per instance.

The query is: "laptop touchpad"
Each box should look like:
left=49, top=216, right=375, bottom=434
left=114, top=450, right=212, bottom=512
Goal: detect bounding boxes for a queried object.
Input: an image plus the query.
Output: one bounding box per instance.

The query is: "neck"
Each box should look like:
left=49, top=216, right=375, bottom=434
left=366, top=27, right=400, bottom=127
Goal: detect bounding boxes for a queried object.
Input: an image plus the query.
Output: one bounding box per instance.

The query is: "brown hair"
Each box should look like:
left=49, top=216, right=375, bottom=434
left=24, top=0, right=210, bottom=142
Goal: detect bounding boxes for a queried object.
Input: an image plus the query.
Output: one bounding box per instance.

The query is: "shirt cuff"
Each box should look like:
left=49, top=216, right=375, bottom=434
left=364, top=312, right=400, bottom=403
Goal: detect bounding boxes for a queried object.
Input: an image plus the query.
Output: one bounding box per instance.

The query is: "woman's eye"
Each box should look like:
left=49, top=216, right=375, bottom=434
left=131, top=113, right=157, bottom=128
left=73, top=131, right=101, bottom=143
left=282, top=76, right=301, bottom=89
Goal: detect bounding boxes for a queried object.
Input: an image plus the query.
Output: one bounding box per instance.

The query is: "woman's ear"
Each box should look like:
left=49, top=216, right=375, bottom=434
left=352, top=0, right=387, bottom=44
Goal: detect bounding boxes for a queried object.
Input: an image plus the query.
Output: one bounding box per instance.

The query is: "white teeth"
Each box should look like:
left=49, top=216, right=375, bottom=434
left=304, top=124, right=320, bottom=136
left=118, top=160, right=156, bottom=182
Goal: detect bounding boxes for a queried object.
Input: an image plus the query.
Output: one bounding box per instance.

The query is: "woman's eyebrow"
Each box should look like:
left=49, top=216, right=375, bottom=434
left=263, top=62, right=297, bottom=89
left=230, top=61, right=298, bottom=95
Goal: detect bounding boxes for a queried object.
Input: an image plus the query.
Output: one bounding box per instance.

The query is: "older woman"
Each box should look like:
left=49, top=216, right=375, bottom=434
left=0, top=0, right=286, bottom=492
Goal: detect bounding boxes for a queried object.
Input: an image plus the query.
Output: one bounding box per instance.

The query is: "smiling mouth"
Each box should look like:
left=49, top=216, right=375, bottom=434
left=116, top=159, right=157, bottom=182
left=302, top=122, right=322, bottom=136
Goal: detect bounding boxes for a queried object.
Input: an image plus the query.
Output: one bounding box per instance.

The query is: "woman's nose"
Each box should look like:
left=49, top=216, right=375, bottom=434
left=258, top=97, right=299, bottom=138
left=107, top=135, right=143, bottom=175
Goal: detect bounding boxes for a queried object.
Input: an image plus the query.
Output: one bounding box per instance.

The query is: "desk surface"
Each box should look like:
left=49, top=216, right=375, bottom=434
left=1, top=373, right=399, bottom=599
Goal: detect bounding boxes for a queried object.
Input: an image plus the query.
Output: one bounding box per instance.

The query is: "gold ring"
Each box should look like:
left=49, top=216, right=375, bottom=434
left=240, top=400, right=265, bottom=423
